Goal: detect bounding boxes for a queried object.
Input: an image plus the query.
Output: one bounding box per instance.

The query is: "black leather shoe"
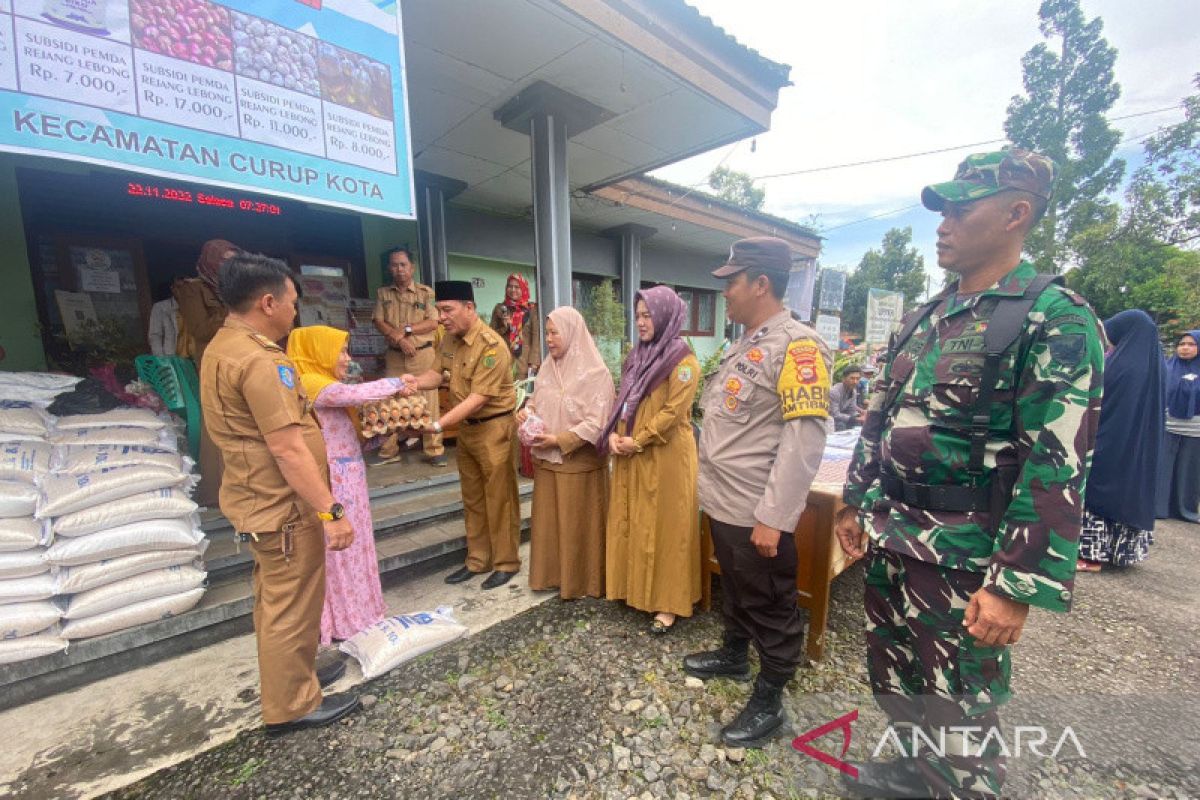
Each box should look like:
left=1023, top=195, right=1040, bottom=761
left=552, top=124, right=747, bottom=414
left=316, top=657, right=346, bottom=689
left=840, top=758, right=929, bottom=798
left=264, top=692, right=361, bottom=737
left=720, top=675, right=789, bottom=748
left=444, top=566, right=478, bottom=584
left=683, top=642, right=752, bottom=682
left=481, top=570, right=517, bottom=590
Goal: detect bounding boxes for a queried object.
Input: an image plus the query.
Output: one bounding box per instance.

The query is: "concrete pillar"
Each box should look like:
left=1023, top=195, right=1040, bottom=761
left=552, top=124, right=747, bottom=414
left=414, top=171, right=466, bottom=285
left=495, top=81, right=613, bottom=316
left=603, top=223, right=656, bottom=343
left=529, top=112, right=572, bottom=313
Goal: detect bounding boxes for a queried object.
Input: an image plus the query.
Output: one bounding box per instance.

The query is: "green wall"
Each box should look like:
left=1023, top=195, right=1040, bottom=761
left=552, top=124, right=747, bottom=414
left=0, top=154, right=45, bottom=371
left=448, top=253, right=535, bottom=321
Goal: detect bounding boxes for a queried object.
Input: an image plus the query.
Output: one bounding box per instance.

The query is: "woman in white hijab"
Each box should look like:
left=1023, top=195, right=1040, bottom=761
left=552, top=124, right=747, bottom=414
left=518, top=307, right=615, bottom=598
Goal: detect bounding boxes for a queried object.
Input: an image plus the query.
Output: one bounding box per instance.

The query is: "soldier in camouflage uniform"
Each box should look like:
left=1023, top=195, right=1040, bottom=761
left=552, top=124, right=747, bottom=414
left=835, top=149, right=1105, bottom=798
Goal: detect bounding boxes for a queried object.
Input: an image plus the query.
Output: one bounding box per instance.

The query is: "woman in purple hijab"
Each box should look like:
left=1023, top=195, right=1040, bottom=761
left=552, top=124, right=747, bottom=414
left=602, top=286, right=702, bottom=634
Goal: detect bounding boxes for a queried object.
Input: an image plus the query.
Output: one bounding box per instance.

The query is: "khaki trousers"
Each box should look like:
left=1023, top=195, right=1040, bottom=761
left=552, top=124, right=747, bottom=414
left=456, top=414, right=520, bottom=573
left=248, top=516, right=326, bottom=724
left=383, top=346, right=443, bottom=457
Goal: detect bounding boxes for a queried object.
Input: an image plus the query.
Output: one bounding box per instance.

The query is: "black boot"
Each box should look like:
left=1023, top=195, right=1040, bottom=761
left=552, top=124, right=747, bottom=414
left=720, top=673, right=789, bottom=748
left=683, top=635, right=752, bottom=682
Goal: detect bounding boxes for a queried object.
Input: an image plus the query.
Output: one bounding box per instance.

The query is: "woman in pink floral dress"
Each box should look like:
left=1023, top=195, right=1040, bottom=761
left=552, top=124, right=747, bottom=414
left=289, top=325, right=401, bottom=643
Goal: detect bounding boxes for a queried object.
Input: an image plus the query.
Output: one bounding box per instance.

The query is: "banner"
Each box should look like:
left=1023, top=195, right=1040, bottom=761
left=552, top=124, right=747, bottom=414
left=815, top=313, right=840, bottom=350
left=865, top=288, right=904, bottom=345
left=0, top=0, right=415, bottom=217
left=818, top=269, right=846, bottom=312
left=785, top=262, right=816, bottom=322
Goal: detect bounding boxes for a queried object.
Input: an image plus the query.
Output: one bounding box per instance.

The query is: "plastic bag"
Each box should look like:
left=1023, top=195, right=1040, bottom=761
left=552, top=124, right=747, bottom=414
left=53, top=408, right=171, bottom=431
left=0, top=372, right=81, bottom=406
left=517, top=412, right=545, bottom=447
left=0, top=481, right=39, bottom=518
left=0, top=574, right=55, bottom=603
left=53, top=487, right=197, bottom=538
left=45, top=517, right=203, bottom=567
left=0, top=518, right=51, bottom=552
left=0, top=601, right=63, bottom=639
left=339, top=606, right=467, bottom=679
left=0, top=402, right=52, bottom=439
left=61, top=587, right=204, bottom=639
left=37, top=465, right=189, bottom=518
left=0, top=549, right=48, bottom=579
left=0, top=442, right=52, bottom=483
left=49, top=427, right=173, bottom=449
left=55, top=546, right=206, bottom=594
left=64, top=565, right=207, bottom=619
left=0, top=633, right=67, bottom=664
left=52, top=445, right=186, bottom=476
left=46, top=377, right=123, bottom=417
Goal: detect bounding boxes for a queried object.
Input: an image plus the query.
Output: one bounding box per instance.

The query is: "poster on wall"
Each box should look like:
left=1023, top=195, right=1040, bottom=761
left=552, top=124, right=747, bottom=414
left=865, top=288, right=905, bottom=345
left=0, top=0, right=415, bottom=218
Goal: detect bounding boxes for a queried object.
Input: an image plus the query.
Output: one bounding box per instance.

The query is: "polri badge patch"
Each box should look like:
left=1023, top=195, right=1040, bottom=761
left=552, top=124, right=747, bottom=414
left=278, top=365, right=296, bottom=389
left=746, top=347, right=764, bottom=364
left=777, top=339, right=829, bottom=420
left=724, top=377, right=743, bottom=395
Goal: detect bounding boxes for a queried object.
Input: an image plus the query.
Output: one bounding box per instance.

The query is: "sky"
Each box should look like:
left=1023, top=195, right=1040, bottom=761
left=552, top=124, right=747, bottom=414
left=653, top=0, right=1199, bottom=291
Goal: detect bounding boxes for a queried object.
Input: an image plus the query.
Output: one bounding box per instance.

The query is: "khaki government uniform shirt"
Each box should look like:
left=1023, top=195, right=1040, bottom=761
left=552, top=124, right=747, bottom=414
left=697, top=310, right=831, bottom=532
left=200, top=318, right=329, bottom=532
left=440, top=316, right=517, bottom=418
left=373, top=283, right=437, bottom=347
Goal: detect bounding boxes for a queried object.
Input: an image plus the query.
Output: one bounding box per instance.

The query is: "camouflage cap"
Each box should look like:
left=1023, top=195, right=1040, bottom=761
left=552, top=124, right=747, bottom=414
left=921, top=147, right=1057, bottom=211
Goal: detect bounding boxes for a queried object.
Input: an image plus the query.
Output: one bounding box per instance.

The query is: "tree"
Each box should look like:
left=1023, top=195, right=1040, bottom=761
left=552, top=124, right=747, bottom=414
left=1126, top=73, right=1200, bottom=248
left=842, top=227, right=927, bottom=336
left=707, top=166, right=765, bottom=211
left=579, top=279, right=626, bottom=384
left=1005, top=0, right=1125, bottom=273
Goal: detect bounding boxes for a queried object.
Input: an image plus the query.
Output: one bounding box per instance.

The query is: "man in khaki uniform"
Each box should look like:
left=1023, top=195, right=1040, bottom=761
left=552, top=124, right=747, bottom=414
left=401, top=280, right=520, bottom=590
left=372, top=247, right=445, bottom=465
left=201, top=252, right=360, bottom=735
left=687, top=237, right=831, bottom=748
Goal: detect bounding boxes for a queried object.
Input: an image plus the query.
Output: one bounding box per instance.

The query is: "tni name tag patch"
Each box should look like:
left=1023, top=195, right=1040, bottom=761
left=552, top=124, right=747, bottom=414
left=777, top=339, right=829, bottom=420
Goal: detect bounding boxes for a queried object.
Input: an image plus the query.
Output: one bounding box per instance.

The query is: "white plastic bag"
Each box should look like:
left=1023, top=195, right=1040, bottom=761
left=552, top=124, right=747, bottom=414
left=0, top=481, right=39, bottom=518
left=55, top=546, right=206, bottom=594
left=53, top=487, right=198, bottom=538
left=0, top=441, right=52, bottom=483
left=0, top=372, right=81, bottom=406
left=0, top=601, right=63, bottom=639
left=0, top=633, right=67, bottom=664
left=37, top=465, right=188, bottom=518
left=61, top=587, right=204, bottom=639
left=0, top=518, right=50, bottom=552
left=0, top=574, right=55, bottom=603
left=52, top=445, right=186, bottom=476
left=339, top=606, right=467, bottom=679
left=44, top=518, right=203, bottom=567
left=0, top=402, right=52, bottom=438
left=53, top=408, right=170, bottom=431
left=64, top=565, right=206, bottom=619
left=49, top=427, right=171, bottom=449
left=0, top=549, right=48, bottom=579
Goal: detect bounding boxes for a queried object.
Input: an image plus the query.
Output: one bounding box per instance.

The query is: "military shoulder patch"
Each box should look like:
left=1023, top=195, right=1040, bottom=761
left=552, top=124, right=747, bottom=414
left=277, top=364, right=296, bottom=389
left=777, top=339, right=830, bottom=420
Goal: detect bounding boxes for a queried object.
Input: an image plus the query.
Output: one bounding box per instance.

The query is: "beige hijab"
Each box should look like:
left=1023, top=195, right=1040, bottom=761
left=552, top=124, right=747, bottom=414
left=529, top=307, right=614, bottom=464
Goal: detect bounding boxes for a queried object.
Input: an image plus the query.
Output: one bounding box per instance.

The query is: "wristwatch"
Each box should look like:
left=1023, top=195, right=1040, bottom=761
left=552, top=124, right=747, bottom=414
left=431, top=421, right=443, bottom=434
left=403, top=324, right=413, bottom=337
left=317, top=502, right=345, bottom=522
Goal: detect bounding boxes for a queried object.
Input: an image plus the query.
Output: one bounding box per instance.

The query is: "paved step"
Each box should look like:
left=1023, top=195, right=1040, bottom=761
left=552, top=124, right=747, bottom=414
left=1, top=478, right=534, bottom=711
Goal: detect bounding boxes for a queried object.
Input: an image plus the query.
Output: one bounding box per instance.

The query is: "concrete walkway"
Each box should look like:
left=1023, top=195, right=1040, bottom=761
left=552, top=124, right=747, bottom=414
left=0, top=542, right=550, bottom=800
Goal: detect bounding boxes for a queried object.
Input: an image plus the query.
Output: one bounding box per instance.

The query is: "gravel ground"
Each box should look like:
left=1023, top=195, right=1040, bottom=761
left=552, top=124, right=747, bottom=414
left=107, top=519, right=1200, bottom=800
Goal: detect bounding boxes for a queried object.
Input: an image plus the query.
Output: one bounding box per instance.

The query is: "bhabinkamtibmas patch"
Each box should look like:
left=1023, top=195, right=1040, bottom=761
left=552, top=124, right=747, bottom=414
left=777, top=339, right=829, bottom=419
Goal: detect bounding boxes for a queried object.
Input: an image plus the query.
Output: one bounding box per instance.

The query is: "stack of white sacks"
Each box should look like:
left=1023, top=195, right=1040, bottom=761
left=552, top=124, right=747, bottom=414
left=0, top=374, right=208, bottom=665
